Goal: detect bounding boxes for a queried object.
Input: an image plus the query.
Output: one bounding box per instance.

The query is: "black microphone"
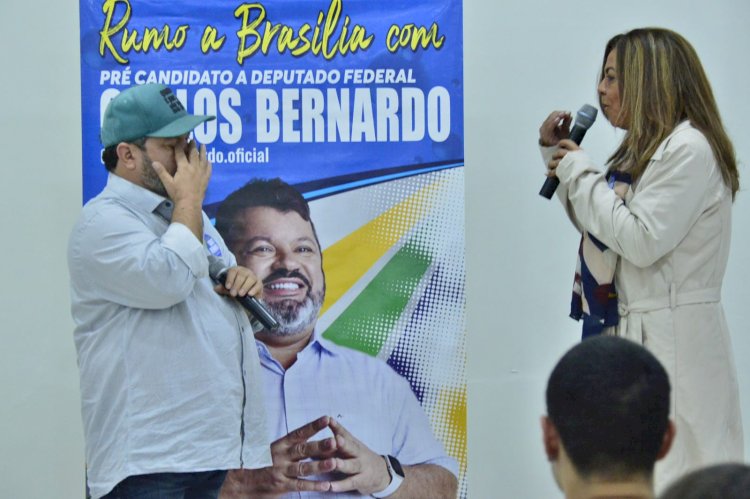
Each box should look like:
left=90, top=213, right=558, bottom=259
left=539, top=104, right=598, bottom=199
left=208, top=257, right=280, bottom=331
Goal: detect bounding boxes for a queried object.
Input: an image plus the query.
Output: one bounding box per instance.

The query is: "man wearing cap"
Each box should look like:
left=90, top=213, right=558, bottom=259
left=68, top=83, right=273, bottom=499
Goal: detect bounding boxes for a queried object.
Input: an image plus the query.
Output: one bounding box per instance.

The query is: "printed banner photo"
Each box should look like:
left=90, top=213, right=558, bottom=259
left=80, top=0, right=466, bottom=496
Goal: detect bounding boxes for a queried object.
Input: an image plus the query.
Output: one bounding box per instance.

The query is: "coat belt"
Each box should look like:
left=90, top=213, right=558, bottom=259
left=618, top=285, right=721, bottom=316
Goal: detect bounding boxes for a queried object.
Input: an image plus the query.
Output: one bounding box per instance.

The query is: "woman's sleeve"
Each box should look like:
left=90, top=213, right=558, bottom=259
left=555, top=129, right=717, bottom=268
left=540, top=145, right=584, bottom=233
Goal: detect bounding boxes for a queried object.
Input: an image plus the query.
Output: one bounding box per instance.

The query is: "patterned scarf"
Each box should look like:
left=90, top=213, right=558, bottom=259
left=570, top=171, right=632, bottom=339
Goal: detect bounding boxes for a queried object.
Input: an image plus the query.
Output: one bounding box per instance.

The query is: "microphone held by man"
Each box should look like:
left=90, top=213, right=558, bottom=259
left=209, top=255, right=280, bottom=331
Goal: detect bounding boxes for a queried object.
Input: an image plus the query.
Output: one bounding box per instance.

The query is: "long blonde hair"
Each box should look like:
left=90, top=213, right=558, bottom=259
left=602, top=28, right=739, bottom=198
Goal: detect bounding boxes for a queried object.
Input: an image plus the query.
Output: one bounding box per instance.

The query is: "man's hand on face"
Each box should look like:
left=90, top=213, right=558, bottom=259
left=220, top=416, right=338, bottom=499
left=152, top=139, right=211, bottom=207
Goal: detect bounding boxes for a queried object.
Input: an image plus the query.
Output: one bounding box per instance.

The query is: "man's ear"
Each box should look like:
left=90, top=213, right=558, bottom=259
left=541, top=415, right=560, bottom=461
left=115, top=142, right=139, bottom=171
left=656, top=419, right=676, bottom=460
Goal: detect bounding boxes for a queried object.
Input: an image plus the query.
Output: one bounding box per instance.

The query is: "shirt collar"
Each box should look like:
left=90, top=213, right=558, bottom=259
left=310, top=329, right=339, bottom=356
left=255, top=329, right=339, bottom=369
left=106, top=173, right=172, bottom=218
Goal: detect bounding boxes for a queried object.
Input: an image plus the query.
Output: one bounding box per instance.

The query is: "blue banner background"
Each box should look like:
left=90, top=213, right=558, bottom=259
left=80, top=2, right=466, bottom=496
left=80, top=0, right=463, bottom=206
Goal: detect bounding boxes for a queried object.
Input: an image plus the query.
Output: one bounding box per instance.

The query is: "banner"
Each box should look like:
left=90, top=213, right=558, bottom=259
left=80, top=0, right=465, bottom=495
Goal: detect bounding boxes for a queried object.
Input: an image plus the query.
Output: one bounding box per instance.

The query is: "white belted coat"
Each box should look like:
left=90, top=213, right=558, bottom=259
left=543, top=120, right=744, bottom=490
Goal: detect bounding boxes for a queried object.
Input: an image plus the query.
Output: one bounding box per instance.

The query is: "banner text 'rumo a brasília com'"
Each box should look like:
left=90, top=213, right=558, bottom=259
left=80, top=0, right=465, bottom=495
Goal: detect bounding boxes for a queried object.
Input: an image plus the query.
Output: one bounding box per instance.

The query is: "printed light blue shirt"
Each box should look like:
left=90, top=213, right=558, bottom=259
left=257, top=331, right=458, bottom=498
left=68, top=174, right=271, bottom=499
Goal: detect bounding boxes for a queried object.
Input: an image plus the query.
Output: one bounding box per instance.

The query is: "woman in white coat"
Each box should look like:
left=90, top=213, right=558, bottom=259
left=539, top=28, right=743, bottom=491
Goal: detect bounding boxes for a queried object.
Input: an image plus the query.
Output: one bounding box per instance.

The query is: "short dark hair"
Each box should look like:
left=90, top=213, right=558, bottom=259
left=101, top=137, right=146, bottom=172
left=546, top=336, right=670, bottom=479
left=659, top=463, right=750, bottom=499
left=215, top=177, right=318, bottom=248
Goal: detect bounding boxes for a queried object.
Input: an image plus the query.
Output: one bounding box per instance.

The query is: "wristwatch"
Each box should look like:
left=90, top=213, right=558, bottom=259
left=371, top=455, right=405, bottom=498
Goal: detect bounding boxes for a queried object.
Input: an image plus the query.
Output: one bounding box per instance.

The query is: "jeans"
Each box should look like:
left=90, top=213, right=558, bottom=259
left=101, top=471, right=228, bottom=499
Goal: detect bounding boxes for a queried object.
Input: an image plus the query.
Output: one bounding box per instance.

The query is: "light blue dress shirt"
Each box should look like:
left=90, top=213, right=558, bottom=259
left=68, top=174, right=271, bottom=499
left=257, top=331, right=458, bottom=498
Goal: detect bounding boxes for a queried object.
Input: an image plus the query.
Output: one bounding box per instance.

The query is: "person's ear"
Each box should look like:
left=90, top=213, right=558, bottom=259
left=116, top=142, right=139, bottom=171
left=656, top=419, right=676, bottom=460
left=541, top=416, right=560, bottom=461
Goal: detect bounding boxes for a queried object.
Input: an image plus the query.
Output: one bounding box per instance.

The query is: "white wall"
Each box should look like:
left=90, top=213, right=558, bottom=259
left=0, top=1, right=85, bottom=497
left=465, top=1, right=750, bottom=497
left=1, top=1, right=748, bottom=498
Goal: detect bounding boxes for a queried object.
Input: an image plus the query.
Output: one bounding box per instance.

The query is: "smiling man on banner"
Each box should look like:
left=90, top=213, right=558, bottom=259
left=215, top=178, right=458, bottom=499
